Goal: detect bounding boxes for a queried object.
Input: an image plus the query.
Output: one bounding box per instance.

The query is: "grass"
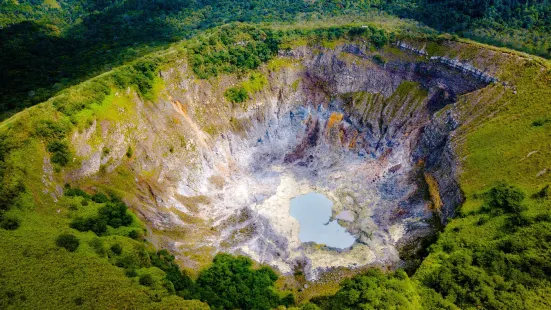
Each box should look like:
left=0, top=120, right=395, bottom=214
left=241, top=72, right=268, bottom=94
left=224, top=72, right=268, bottom=108
left=456, top=63, right=551, bottom=206
left=410, top=34, right=551, bottom=308
left=267, top=57, right=299, bottom=72
left=382, top=81, right=428, bottom=120
left=0, top=195, right=207, bottom=309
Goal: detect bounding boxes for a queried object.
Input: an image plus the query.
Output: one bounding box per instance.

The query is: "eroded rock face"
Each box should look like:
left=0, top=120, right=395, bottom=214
left=69, top=43, right=493, bottom=279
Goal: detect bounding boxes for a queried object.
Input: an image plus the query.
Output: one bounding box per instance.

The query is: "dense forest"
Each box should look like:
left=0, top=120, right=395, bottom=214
left=0, top=0, right=374, bottom=119
left=386, top=0, right=551, bottom=57
left=1, top=0, right=551, bottom=118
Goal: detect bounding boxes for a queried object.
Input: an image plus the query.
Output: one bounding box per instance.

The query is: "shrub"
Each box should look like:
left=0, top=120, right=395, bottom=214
left=224, top=86, right=248, bottom=104
left=477, top=215, right=489, bottom=226
left=535, top=212, right=551, bottom=222
left=348, top=27, right=367, bottom=37
left=47, top=141, right=71, bottom=166
left=281, top=293, right=295, bottom=307
left=125, top=269, right=138, bottom=277
left=151, top=250, right=193, bottom=291
left=89, top=237, right=106, bottom=256
left=139, top=274, right=155, bottom=287
left=372, top=54, right=387, bottom=65
left=128, top=230, right=141, bottom=240
left=74, top=297, right=84, bottom=306
left=91, top=193, right=109, bottom=203
left=126, top=146, right=133, bottom=158
left=70, top=217, right=108, bottom=235
left=532, top=118, right=550, bottom=127
left=98, top=202, right=133, bottom=228
left=370, top=29, right=389, bottom=48
left=488, top=182, right=526, bottom=213
left=162, top=279, right=176, bottom=295
left=34, top=120, right=68, bottom=140
left=111, top=243, right=123, bottom=255
left=533, top=185, right=551, bottom=199
left=0, top=216, right=21, bottom=230
left=509, top=211, right=532, bottom=227
left=56, top=234, right=80, bottom=252
left=64, top=186, right=90, bottom=199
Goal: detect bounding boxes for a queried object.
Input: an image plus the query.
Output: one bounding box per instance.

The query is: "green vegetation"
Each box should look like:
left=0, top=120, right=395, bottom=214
left=372, top=54, right=387, bottom=65
left=2, top=4, right=551, bottom=307
left=383, top=0, right=551, bottom=58
left=317, top=269, right=421, bottom=309
left=67, top=188, right=135, bottom=235
left=1, top=0, right=550, bottom=119
left=305, top=182, right=551, bottom=309
left=224, top=72, right=268, bottom=106
left=224, top=86, right=249, bottom=104
left=0, top=0, right=399, bottom=118
left=416, top=183, right=550, bottom=308
left=188, top=25, right=280, bottom=79
left=0, top=215, right=20, bottom=230
left=0, top=0, right=378, bottom=118
left=191, top=254, right=293, bottom=310
left=110, top=243, right=123, bottom=255
left=139, top=274, right=155, bottom=287
left=242, top=72, right=268, bottom=94
left=46, top=140, right=70, bottom=166
left=55, top=234, right=80, bottom=252
left=126, top=146, right=133, bottom=158
left=0, top=178, right=294, bottom=307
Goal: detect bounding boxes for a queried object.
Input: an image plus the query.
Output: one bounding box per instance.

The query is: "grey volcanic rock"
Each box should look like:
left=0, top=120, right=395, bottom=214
left=415, top=107, right=463, bottom=222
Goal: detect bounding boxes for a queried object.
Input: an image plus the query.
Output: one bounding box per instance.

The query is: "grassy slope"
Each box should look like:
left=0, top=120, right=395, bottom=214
left=0, top=98, right=208, bottom=309
left=411, top=40, right=551, bottom=307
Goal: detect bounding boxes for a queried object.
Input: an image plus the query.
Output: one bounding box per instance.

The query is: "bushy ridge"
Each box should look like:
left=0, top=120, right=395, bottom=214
left=0, top=0, right=378, bottom=118
left=188, top=25, right=280, bottom=78
left=314, top=269, right=422, bottom=309
left=190, top=254, right=295, bottom=310
left=384, top=0, right=551, bottom=58
left=6, top=0, right=550, bottom=118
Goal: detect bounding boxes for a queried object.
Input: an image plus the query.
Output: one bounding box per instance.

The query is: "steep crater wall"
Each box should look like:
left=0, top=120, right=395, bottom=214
left=69, top=43, right=494, bottom=279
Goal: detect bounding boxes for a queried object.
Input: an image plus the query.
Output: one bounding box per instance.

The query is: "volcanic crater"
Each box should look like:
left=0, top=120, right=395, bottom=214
left=71, top=42, right=495, bottom=279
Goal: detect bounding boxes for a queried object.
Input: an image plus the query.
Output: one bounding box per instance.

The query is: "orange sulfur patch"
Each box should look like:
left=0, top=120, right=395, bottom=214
left=327, top=112, right=343, bottom=128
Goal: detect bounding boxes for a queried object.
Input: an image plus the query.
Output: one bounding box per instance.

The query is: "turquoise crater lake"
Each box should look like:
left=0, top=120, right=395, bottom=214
left=289, top=193, right=355, bottom=249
